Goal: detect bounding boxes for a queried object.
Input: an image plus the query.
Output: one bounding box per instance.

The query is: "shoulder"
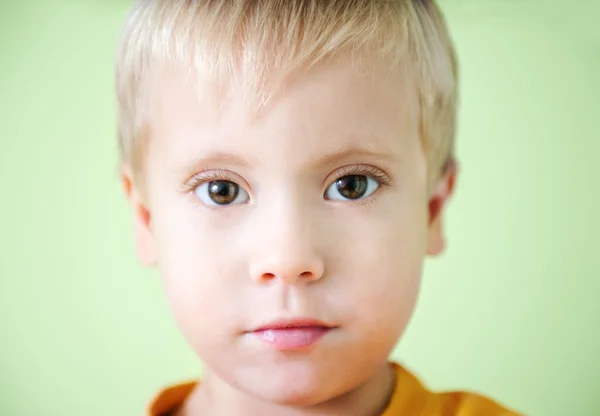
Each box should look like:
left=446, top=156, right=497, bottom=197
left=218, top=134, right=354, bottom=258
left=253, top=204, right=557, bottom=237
left=147, top=381, right=197, bottom=416
left=387, top=363, right=522, bottom=415
left=430, top=390, right=521, bottom=415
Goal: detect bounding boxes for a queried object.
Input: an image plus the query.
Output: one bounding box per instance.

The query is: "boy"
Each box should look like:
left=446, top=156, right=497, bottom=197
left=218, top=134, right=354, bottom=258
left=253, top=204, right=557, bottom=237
left=116, top=0, right=520, bottom=414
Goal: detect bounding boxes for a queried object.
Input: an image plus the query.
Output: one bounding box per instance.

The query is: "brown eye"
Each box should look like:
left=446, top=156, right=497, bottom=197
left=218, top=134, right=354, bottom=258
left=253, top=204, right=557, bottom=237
left=208, top=180, right=238, bottom=204
left=325, top=175, right=379, bottom=201
left=194, top=180, right=249, bottom=206
left=335, top=175, right=368, bottom=199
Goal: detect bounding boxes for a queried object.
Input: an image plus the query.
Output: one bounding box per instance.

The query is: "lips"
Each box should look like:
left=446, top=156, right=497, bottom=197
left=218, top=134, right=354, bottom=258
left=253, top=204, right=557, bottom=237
left=248, top=318, right=335, bottom=350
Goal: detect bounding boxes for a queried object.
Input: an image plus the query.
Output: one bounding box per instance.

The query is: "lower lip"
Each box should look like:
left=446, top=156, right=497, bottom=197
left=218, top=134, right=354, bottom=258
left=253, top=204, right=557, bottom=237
left=251, top=327, right=332, bottom=350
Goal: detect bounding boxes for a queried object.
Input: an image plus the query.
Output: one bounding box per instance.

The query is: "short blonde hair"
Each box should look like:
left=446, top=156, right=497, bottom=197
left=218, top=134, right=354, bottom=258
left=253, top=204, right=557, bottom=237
left=115, top=0, right=458, bottom=186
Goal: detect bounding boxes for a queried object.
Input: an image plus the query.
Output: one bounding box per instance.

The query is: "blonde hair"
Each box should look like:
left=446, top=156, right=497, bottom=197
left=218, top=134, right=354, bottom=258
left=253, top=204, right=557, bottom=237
left=115, top=0, right=458, bottom=186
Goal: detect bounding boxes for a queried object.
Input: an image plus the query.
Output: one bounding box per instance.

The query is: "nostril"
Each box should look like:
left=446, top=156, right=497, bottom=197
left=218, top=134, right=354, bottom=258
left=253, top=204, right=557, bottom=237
left=262, top=273, right=276, bottom=280
left=253, top=269, right=321, bottom=284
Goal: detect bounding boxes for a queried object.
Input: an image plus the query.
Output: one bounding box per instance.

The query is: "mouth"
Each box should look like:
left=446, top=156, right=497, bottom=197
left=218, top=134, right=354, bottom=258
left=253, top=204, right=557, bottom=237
left=247, top=318, right=336, bottom=350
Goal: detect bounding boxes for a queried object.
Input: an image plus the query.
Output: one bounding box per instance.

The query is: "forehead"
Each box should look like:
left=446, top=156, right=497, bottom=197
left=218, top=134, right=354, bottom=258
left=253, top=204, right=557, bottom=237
left=147, top=52, right=421, bottom=172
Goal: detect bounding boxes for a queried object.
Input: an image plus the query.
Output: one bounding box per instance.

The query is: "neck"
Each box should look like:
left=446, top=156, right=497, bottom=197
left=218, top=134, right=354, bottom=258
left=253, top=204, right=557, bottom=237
left=181, top=363, right=396, bottom=416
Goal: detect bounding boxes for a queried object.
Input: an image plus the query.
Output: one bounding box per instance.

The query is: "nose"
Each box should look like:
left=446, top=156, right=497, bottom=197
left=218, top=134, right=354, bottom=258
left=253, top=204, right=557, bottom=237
left=248, top=206, right=325, bottom=285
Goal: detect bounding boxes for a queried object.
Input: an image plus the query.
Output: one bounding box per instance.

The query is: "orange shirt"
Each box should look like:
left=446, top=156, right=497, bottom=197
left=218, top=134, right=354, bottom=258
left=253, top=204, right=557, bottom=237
left=148, top=362, right=520, bottom=415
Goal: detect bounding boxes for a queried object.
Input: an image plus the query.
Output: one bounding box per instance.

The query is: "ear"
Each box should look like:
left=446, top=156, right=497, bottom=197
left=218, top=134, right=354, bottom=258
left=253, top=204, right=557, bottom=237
left=121, top=165, right=157, bottom=267
left=426, top=159, right=458, bottom=256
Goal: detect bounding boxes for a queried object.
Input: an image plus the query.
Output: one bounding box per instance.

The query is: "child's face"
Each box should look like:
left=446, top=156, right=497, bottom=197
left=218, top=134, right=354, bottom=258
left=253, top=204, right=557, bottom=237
left=125, top=52, right=452, bottom=405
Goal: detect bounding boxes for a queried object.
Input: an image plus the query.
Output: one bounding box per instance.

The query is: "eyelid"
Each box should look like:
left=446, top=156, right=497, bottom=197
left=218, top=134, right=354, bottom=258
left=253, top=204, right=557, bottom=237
left=179, top=165, right=392, bottom=196
left=327, top=164, right=394, bottom=187
left=181, top=169, right=250, bottom=193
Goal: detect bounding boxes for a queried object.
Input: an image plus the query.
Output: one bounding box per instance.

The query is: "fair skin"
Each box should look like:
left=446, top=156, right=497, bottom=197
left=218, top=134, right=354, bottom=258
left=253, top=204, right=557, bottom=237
left=123, top=52, right=456, bottom=415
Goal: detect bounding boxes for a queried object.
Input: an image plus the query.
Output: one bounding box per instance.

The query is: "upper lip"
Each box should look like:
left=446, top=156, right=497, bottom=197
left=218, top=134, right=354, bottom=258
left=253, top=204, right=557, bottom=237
left=250, top=317, right=336, bottom=332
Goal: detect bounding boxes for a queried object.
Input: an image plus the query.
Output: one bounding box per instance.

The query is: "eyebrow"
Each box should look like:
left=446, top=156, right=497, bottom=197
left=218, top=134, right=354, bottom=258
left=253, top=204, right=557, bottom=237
left=310, top=145, right=398, bottom=169
left=191, top=151, right=251, bottom=167
left=179, top=151, right=251, bottom=179
left=179, top=144, right=397, bottom=178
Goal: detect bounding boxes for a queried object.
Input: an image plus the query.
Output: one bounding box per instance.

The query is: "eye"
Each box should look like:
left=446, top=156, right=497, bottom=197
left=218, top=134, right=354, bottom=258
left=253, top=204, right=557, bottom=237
left=325, top=175, right=380, bottom=201
left=194, top=180, right=250, bottom=206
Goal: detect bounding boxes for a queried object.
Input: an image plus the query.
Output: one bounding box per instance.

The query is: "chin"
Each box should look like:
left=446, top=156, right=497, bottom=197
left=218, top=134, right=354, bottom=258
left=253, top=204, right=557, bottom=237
left=237, top=360, right=346, bottom=407
left=249, top=384, right=332, bottom=408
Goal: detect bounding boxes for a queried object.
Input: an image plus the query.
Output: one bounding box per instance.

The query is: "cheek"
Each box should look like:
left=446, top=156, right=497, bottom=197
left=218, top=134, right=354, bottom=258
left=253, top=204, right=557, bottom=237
left=149, top=196, right=242, bottom=349
left=332, top=195, right=428, bottom=331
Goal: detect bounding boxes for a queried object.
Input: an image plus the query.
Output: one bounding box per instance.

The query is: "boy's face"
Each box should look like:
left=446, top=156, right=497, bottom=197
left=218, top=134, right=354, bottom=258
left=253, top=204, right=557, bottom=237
left=124, top=52, right=454, bottom=405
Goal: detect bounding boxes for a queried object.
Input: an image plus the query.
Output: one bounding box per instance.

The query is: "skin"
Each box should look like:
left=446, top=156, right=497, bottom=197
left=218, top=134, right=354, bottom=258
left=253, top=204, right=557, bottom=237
left=123, top=52, right=456, bottom=415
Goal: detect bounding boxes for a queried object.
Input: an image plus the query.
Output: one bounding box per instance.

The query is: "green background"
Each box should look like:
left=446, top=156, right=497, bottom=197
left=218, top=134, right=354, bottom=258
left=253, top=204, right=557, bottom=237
left=1, top=1, right=598, bottom=414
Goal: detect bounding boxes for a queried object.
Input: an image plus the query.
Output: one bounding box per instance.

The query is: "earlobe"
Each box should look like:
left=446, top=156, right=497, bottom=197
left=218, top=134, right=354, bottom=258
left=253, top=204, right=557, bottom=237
left=121, top=165, right=157, bottom=267
left=426, top=215, right=445, bottom=256
left=426, top=160, right=457, bottom=257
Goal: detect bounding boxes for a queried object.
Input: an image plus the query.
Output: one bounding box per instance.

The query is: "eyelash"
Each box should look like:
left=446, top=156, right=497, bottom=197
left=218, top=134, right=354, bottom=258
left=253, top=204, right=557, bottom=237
left=330, top=164, right=393, bottom=189
left=182, top=169, right=234, bottom=193
left=182, top=164, right=394, bottom=200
